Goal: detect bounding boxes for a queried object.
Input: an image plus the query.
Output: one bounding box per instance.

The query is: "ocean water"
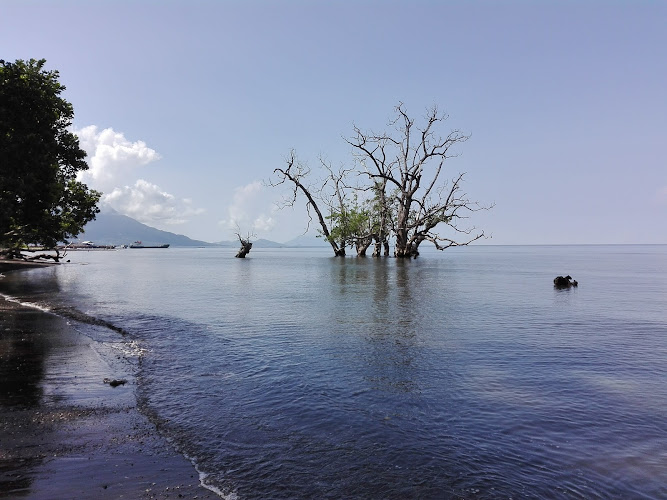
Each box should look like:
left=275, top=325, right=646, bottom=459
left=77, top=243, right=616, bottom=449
left=2, top=245, right=666, bottom=499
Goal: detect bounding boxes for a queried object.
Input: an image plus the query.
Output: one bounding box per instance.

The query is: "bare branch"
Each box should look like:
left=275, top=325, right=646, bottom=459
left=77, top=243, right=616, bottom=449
left=271, top=151, right=344, bottom=256
left=268, top=104, right=491, bottom=258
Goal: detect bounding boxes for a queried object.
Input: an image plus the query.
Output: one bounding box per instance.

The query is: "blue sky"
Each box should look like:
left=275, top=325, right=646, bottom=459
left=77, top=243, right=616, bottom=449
left=3, top=0, right=666, bottom=244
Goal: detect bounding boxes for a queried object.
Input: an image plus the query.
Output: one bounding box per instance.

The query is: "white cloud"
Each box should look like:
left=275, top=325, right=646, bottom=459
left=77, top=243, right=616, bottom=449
left=75, top=125, right=161, bottom=193
left=253, top=213, right=276, bottom=232
left=74, top=125, right=204, bottom=227
left=103, top=179, right=205, bottom=225
left=220, top=181, right=277, bottom=234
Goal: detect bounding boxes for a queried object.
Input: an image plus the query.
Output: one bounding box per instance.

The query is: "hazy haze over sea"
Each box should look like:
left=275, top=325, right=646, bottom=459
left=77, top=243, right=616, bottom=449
left=2, top=245, right=666, bottom=499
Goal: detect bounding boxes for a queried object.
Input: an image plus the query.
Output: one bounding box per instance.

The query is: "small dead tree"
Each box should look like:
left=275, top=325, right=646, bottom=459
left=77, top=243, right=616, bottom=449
left=234, top=228, right=254, bottom=258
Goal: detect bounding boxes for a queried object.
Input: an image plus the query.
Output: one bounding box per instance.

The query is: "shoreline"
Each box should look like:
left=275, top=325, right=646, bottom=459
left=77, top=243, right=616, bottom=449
left=0, top=287, right=220, bottom=499
left=0, top=259, right=56, bottom=274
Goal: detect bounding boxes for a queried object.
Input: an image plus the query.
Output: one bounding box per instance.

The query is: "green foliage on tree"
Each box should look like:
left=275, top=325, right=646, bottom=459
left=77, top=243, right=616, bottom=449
left=0, top=58, right=100, bottom=257
left=326, top=196, right=371, bottom=248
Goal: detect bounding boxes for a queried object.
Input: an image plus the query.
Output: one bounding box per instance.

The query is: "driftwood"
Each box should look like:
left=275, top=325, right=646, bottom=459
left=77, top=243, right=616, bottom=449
left=1, top=247, right=63, bottom=262
left=26, top=253, right=60, bottom=262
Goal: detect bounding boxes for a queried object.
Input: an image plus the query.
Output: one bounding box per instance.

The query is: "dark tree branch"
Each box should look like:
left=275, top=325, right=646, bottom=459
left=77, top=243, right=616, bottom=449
left=268, top=104, right=491, bottom=258
left=271, top=151, right=344, bottom=256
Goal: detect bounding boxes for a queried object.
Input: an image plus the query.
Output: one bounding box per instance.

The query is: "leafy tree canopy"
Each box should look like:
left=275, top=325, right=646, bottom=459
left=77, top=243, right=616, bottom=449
left=0, top=58, right=100, bottom=256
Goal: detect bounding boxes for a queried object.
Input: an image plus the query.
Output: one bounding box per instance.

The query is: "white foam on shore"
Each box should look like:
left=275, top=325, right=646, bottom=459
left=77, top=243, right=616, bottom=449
left=2, top=284, right=236, bottom=498
left=185, top=453, right=239, bottom=499
left=107, top=339, right=147, bottom=358
left=3, top=288, right=235, bottom=498
left=0, top=292, right=52, bottom=313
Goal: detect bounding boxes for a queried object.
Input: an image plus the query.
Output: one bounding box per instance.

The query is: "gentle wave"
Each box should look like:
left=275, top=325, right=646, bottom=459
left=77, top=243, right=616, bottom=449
left=4, top=246, right=667, bottom=498
left=49, top=304, right=130, bottom=336
left=0, top=289, right=130, bottom=336
left=189, top=454, right=238, bottom=500
left=0, top=292, right=52, bottom=312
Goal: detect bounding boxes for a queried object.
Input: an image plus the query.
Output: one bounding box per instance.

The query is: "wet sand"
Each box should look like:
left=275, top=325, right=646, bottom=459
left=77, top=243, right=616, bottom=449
left=0, top=291, right=219, bottom=499
left=0, top=259, right=55, bottom=274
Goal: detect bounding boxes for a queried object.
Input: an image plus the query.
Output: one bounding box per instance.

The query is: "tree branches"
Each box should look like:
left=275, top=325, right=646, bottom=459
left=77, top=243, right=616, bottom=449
left=271, top=151, right=345, bottom=256
left=271, top=104, right=492, bottom=258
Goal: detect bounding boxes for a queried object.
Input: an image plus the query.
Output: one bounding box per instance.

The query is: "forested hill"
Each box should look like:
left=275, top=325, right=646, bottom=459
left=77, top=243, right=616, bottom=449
left=77, top=209, right=217, bottom=247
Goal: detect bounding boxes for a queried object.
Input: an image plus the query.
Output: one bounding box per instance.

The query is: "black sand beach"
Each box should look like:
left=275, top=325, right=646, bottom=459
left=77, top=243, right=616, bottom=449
left=0, top=263, right=218, bottom=499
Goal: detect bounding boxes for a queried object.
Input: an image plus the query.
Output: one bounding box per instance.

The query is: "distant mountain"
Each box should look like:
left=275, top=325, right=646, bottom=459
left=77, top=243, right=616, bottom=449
left=77, top=209, right=215, bottom=247
left=214, top=240, right=239, bottom=248
left=214, top=236, right=327, bottom=248
left=213, top=238, right=283, bottom=248
left=79, top=208, right=330, bottom=248
left=283, top=233, right=329, bottom=247
left=253, top=239, right=285, bottom=248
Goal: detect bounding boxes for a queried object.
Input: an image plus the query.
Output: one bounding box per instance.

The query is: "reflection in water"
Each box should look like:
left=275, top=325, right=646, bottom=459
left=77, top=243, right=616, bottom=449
left=6, top=247, right=665, bottom=499
left=0, top=266, right=62, bottom=303
left=330, top=258, right=422, bottom=395
left=394, top=258, right=419, bottom=332
left=0, top=308, right=46, bottom=408
left=1, top=270, right=72, bottom=496
left=0, top=302, right=50, bottom=495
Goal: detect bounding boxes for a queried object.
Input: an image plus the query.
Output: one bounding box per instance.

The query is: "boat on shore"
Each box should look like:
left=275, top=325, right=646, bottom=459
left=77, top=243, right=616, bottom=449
left=58, top=242, right=116, bottom=250
left=129, top=241, right=170, bottom=249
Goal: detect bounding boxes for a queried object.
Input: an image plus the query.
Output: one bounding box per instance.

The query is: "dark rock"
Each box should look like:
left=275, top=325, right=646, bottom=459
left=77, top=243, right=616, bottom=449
left=103, top=378, right=127, bottom=387
left=554, top=275, right=578, bottom=288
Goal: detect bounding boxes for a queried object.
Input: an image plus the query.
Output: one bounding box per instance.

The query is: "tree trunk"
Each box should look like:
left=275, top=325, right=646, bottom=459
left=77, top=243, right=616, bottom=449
left=235, top=240, right=252, bottom=258
left=274, top=161, right=343, bottom=257
left=372, top=239, right=381, bottom=257
left=394, top=202, right=411, bottom=257
left=372, top=237, right=389, bottom=257
left=356, top=238, right=372, bottom=257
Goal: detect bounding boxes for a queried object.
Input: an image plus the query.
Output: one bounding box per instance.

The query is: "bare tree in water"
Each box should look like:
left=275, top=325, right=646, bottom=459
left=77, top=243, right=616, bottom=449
left=272, top=104, right=492, bottom=258
left=234, top=228, right=255, bottom=258
left=271, top=151, right=346, bottom=256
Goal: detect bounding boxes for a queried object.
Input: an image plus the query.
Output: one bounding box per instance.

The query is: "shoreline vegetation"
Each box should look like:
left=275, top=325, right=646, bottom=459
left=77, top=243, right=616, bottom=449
left=0, top=267, right=219, bottom=499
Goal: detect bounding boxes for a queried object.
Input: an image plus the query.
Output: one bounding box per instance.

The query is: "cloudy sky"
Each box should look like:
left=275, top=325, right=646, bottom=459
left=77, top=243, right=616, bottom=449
left=3, top=0, right=665, bottom=244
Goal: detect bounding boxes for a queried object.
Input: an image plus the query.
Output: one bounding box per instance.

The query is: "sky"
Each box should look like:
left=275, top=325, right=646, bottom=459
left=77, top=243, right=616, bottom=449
left=2, top=0, right=666, bottom=245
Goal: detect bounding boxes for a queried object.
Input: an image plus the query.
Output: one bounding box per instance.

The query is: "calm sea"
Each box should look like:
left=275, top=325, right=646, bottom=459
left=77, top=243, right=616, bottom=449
left=2, top=245, right=666, bottom=499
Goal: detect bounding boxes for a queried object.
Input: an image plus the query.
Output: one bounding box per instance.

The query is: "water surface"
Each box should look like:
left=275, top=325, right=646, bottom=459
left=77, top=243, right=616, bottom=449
left=2, top=245, right=666, bottom=498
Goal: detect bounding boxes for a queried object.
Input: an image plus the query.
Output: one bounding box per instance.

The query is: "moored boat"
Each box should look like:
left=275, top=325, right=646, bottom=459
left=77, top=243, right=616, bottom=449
left=129, top=241, right=170, bottom=249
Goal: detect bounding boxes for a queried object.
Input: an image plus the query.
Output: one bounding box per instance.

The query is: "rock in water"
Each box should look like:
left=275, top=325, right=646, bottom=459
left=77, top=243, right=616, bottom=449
left=554, top=275, right=578, bottom=288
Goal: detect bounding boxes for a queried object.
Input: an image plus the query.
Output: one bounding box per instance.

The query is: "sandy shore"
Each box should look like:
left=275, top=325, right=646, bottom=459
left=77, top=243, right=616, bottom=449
left=0, top=288, right=219, bottom=498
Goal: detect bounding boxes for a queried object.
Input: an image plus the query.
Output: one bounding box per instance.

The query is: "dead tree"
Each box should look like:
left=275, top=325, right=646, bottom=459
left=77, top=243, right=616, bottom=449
left=367, top=179, right=392, bottom=257
left=234, top=229, right=254, bottom=258
left=319, top=159, right=376, bottom=257
left=347, top=103, right=492, bottom=258
left=271, top=151, right=345, bottom=257
left=270, top=104, right=491, bottom=258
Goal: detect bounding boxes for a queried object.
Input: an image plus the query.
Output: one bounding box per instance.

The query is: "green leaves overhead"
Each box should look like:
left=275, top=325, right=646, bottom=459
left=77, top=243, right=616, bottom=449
left=0, top=59, right=100, bottom=254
